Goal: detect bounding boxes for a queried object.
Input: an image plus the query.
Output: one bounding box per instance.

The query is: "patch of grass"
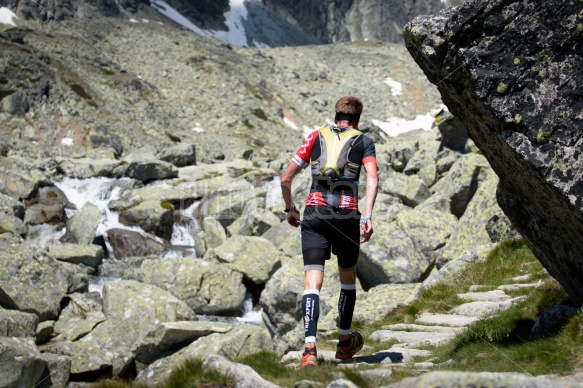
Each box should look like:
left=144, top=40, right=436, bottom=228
left=388, top=239, right=543, bottom=323
left=165, top=358, right=235, bottom=388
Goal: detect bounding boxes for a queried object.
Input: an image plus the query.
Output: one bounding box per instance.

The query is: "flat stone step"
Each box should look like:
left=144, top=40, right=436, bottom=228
left=450, top=297, right=527, bottom=318
left=415, top=313, right=479, bottom=327
left=469, top=285, right=496, bottom=292
left=498, top=281, right=542, bottom=291
left=383, top=323, right=465, bottom=334
left=370, top=330, right=456, bottom=348
left=457, top=290, right=511, bottom=302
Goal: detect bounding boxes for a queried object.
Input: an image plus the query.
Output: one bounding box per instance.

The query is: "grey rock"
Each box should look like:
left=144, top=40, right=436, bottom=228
left=486, top=212, right=522, bottom=243
left=118, top=199, right=174, bottom=240
left=202, top=217, right=227, bottom=249
left=48, top=243, right=104, bottom=268
left=0, top=212, right=26, bottom=236
left=118, top=159, right=178, bottom=182
left=106, top=228, right=167, bottom=260
left=213, top=235, right=283, bottom=285
left=23, top=203, right=67, bottom=226
left=383, top=324, right=464, bottom=335
left=436, top=111, right=470, bottom=153
left=404, top=0, right=583, bottom=306
left=450, top=297, right=527, bottom=318
left=414, top=313, right=479, bottom=327
left=136, top=258, right=246, bottom=316
left=0, top=309, right=38, bottom=338
left=60, top=202, right=101, bottom=244
left=0, top=192, right=25, bottom=218
left=326, top=379, right=359, bottom=388
left=370, top=330, right=456, bottom=348
left=135, top=324, right=273, bottom=386
left=261, top=220, right=301, bottom=257
left=457, top=290, right=511, bottom=303
left=201, top=355, right=281, bottom=388
left=529, top=304, right=580, bottom=341
left=0, top=234, right=69, bottom=321
left=35, top=320, right=55, bottom=344
left=156, top=144, right=197, bottom=167
left=133, top=321, right=233, bottom=364
left=56, top=157, right=121, bottom=179
left=0, top=337, right=49, bottom=388
left=357, top=221, right=429, bottom=289
left=388, top=371, right=582, bottom=388
left=39, top=353, right=71, bottom=388
left=381, top=170, right=430, bottom=207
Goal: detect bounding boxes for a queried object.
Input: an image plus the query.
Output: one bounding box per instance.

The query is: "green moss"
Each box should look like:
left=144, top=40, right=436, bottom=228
left=537, top=128, right=552, bottom=143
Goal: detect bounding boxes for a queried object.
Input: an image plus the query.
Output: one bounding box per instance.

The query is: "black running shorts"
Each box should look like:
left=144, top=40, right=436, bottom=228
left=301, top=205, right=361, bottom=271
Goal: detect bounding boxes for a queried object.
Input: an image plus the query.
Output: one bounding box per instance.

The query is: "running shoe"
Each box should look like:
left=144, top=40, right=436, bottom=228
left=335, top=332, right=363, bottom=360
left=298, top=348, right=318, bottom=369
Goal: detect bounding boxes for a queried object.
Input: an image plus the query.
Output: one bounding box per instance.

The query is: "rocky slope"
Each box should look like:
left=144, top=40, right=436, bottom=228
left=0, top=13, right=439, bottom=163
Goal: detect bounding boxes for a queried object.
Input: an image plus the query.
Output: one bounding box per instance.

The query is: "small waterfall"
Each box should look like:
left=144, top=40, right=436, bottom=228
left=236, top=291, right=263, bottom=325
left=264, top=176, right=282, bottom=208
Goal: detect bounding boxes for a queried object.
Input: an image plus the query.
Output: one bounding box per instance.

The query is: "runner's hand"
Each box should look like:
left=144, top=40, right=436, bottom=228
left=287, top=207, right=301, bottom=228
left=360, top=219, right=373, bottom=243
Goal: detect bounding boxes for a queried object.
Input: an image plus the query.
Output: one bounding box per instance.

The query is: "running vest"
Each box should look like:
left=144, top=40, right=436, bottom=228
left=311, top=126, right=363, bottom=182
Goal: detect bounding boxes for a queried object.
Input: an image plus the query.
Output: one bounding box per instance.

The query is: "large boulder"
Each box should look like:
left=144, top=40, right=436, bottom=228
left=106, top=228, right=166, bottom=260
left=118, top=199, right=175, bottom=240
left=48, top=243, right=104, bottom=269
left=0, top=235, right=69, bottom=321
left=156, top=144, right=197, bottom=167
left=0, top=337, right=49, bottom=388
left=134, top=324, right=273, bottom=386
left=60, top=202, right=101, bottom=244
left=0, top=309, right=38, bottom=338
left=136, top=258, right=246, bottom=316
left=212, top=235, right=284, bottom=285
left=357, top=221, right=429, bottom=289
left=404, top=0, right=583, bottom=305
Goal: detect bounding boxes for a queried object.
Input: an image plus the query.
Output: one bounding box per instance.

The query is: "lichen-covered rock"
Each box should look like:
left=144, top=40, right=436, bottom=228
left=381, top=170, right=430, bottom=207
left=227, top=200, right=280, bottom=237
left=0, top=192, right=25, bottom=219
left=48, top=243, right=104, bottom=268
left=391, top=371, right=577, bottom=387
left=202, top=217, right=227, bottom=249
left=0, top=212, right=26, bottom=236
left=134, top=324, right=273, bottom=386
left=419, top=153, right=493, bottom=218
left=136, top=258, right=246, bottom=316
left=116, top=159, right=178, bottom=182
left=261, top=220, right=301, bottom=257
left=0, top=337, right=49, bottom=388
left=23, top=203, right=67, bottom=226
left=53, top=293, right=105, bottom=342
left=196, top=180, right=257, bottom=228
left=156, top=144, right=197, bottom=167
left=55, top=157, right=121, bottom=179
left=38, top=353, right=71, bottom=388
left=101, top=280, right=197, bottom=348
left=213, top=235, right=283, bottom=284
left=132, top=321, right=233, bottom=364
left=118, top=199, right=175, bottom=240
left=438, top=171, right=500, bottom=265
left=0, top=309, right=38, bottom=338
left=404, top=0, right=583, bottom=305
left=0, top=234, right=69, bottom=321
left=357, top=221, right=429, bottom=289
left=60, top=202, right=101, bottom=244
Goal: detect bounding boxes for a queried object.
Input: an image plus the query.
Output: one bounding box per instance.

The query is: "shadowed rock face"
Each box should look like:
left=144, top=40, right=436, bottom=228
left=404, top=0, right=583, bottom=305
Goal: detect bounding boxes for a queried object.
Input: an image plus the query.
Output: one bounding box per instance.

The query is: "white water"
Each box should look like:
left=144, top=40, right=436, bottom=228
left=265, top=177, right=282, bottom=208
left=236, top=292, right=263, bottom=324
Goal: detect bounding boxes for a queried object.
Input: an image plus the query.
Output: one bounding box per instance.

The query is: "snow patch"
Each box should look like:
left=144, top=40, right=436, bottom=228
left=129, top=18, right=138, bottom=23
left=283, top=116, right=298, bottom=130
left=373, top=106, right=446, bottom=137
left=61, top=137, right=74, bottom=146
left=384, top=77, right=403, bottom=96
left=214, top=0, right=249, bottom=47
left=0, top=7, right=17, bottom=26
left=150, top=0, right=206, bottom=36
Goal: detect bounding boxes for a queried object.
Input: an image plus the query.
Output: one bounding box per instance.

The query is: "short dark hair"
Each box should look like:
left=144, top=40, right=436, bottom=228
left=334, top=96, right=363, bottom=124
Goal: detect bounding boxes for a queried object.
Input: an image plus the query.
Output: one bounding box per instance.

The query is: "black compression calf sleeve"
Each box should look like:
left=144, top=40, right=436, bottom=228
left=338, top=284, right=356, bottom=335
left=302, top=289, right=320, bottom=344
